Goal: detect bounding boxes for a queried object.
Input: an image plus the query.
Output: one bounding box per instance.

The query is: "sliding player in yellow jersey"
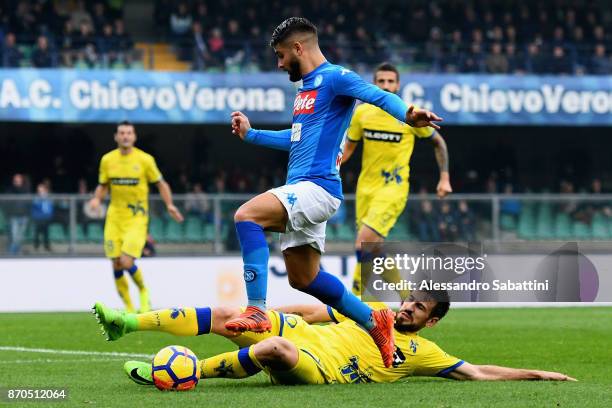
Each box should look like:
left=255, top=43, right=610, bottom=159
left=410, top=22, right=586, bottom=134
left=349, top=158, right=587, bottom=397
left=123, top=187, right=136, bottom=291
left=342, top=63, right=453, bottom=296
left=89, top=121, right=184, bottom=313
left=92, top=290, right=575, bottom=385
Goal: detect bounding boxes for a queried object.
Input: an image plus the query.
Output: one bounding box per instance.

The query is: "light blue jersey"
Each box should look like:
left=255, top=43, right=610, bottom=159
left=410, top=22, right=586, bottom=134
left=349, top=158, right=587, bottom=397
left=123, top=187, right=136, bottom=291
left=246, top=62, right=409, bottom=200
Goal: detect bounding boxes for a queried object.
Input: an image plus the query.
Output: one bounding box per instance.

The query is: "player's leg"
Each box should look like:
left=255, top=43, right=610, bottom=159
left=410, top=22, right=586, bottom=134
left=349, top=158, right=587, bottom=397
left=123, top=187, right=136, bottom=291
left=283, top=244, right=396, bottom=368
left=111, top=258, right=135, bottom=312
left=105, top=218, right=135, bottom=312
left=352, top=225, right=384, bottom=295
left=225, top=192, right=288, bottom=332
left=121, top=223, right=150, bottom=312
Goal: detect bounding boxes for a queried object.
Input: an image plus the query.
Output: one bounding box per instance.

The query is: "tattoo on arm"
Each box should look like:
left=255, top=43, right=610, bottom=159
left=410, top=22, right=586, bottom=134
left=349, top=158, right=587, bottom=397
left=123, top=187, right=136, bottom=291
left=431, top=133, right=449, bottom=173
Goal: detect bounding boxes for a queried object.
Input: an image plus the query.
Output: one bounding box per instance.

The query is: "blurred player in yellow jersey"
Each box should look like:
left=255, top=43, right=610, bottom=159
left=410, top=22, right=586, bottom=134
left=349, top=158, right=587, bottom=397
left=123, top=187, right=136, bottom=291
left=89, top=121, right=184, bottom=312
left=342, top=63, right=453, bottom=295
left=92, top=290, right=575, bottom=384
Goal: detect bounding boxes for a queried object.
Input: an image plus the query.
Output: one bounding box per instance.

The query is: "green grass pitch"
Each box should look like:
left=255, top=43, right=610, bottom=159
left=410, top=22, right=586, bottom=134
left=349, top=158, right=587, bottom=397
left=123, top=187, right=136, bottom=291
left=1, top=307, right=611, bottom=408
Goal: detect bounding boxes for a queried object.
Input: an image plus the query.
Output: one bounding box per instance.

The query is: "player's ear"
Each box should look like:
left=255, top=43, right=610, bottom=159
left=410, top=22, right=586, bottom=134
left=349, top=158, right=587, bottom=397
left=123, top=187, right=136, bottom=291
left=425, top=317, right=440, bottom=328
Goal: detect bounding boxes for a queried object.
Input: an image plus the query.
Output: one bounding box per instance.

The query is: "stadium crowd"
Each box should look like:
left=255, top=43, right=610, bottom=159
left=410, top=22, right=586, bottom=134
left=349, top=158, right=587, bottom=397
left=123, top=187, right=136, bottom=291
left=155, top=0, right=612, bottom=74
left=0, top=0, right=136, bottom=69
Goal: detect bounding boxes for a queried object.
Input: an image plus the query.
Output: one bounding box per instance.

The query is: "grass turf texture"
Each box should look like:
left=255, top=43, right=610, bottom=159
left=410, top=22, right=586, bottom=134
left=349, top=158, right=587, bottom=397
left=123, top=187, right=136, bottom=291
left=1, top=308, right=611, bottom=408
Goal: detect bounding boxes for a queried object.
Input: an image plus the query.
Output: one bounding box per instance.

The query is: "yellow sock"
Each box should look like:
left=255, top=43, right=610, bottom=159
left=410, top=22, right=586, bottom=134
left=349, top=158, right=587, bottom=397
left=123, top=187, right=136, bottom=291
left=352, top=261, right=362, bottom=296
left=200, top=347, right=263, bottom=379
left=127, top=266, right=146, bottom=290
left=381, top=265, right=410, bottom=301
left=135, top=307, right=212, bottom=336
left=114, top=274, right=134, bottom=312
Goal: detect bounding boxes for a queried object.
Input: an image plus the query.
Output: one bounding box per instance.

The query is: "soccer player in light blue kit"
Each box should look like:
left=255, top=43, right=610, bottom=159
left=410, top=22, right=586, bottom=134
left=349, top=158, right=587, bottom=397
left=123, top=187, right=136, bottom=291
left=227, top=17, right=442, bottom=368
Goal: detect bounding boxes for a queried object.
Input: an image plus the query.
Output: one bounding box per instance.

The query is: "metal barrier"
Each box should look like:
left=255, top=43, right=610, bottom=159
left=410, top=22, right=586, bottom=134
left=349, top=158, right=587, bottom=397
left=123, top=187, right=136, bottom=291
left=0, top=193, right=610, bottom=256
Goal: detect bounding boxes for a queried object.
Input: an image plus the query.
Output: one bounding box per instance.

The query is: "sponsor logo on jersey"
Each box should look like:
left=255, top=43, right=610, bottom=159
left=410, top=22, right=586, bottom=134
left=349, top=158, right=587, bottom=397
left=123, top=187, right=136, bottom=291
left=363, top=129, right=403, bottom=143
left=293, top=90, right=317, bottom=115
left=340, top=356, right=373, bottom=383
left=110, top=177, right=139, bottom=186
left=392, top=346, right=407, bottom=368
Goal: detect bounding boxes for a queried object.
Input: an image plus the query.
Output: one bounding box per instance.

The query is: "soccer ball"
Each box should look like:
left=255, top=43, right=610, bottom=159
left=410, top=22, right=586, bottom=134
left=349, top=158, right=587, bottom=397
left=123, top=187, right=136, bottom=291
left=152, top=345, right=200, bottom=391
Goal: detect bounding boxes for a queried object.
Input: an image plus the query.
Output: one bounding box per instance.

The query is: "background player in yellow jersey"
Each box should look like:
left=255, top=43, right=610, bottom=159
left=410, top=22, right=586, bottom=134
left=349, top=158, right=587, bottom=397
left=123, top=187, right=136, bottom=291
left=342, top=63, right=453, bottom=295
left=92, top=290, right=575, bottom=385
left=89, top=121, right=184, bottom=313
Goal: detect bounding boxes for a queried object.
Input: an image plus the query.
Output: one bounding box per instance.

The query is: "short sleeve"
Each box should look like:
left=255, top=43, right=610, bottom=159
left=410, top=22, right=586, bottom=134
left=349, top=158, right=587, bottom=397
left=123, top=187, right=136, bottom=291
left=347, top=105, right=365, bottom=142
left=98, top=156, right=108, bottom=185
left=413, top=341, right=464, bottom=377
left=145, top=155, right=163, bottom=183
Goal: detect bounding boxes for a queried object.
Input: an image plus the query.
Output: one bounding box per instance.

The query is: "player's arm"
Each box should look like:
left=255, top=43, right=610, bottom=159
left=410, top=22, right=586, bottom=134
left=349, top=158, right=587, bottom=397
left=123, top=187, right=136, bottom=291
left=448, top=362, right=576, bottom=381
left=89, top=184, right=108, bottom=210
left=231, top=111, right=291, bottom=151
left=272, top=304, right=333, bottom=324
left=156, top=180, right=184, bottom=223
left=342, top=140, right=358, bottom=163
left=342, top=105, right=363, bottom=164
left=332, top=70, right=442, bottom=129
left=429, top=131, right=452, bottom=198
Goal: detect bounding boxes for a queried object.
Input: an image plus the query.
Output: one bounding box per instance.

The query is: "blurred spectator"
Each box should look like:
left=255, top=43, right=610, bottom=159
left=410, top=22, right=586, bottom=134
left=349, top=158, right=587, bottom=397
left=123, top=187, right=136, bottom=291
left=78, top=178, right=106, bottom=237
left=184, top=182, right=212, bottom=221
left=170, top=2, right=192, bottom=40
left=437, top=201, right=459, bottom=241
left=6, top=173, right=29, bottom=255
left=69, top=0, right=93, bottom=29
left=208, top=28, right=225, bottom=68
left=485, top=43, right=509, bottom=73
left=31, top=183, right=53, bottom=252
left=500, top=183, right=522, bottom=222
left=31, top=35, right=55, bottom=68
left=457, top=200, right=476, bottom=241
left=2, top=33, right=22, bottom=67
left=505, top=43, right=526, bottom=74
left=526, top=43, right=545, bottom=74
left=416, top=199, right=439, bottom=242
left=590, top=44, right=611, bottom=75
left=550, top=46, right=573, bottom=75
left=113, top=19, right=133, bottom=53
left=91, top=2, right=109, bottom=34
left=191, top=21, right=210, bottom=70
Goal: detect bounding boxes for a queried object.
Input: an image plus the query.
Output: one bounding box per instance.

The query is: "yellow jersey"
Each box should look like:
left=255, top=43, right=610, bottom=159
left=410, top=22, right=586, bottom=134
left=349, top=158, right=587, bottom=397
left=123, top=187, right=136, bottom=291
left=98, top=147, right=162, bottom=219
left=347, top=103, right=434, bottom=195
left=284, top=304, right=463, bottom=384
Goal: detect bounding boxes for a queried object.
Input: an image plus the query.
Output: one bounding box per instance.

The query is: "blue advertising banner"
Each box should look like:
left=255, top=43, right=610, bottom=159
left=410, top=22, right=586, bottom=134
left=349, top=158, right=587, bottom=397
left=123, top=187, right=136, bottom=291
left=0, top=69, right=610, bottom=125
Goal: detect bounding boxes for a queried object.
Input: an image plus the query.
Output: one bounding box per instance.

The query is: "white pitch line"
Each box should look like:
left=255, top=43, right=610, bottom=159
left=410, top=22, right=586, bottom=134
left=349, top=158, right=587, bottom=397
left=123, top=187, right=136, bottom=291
left=0, top=346, right=154, bottom=359
left=0, top=358, right=131, bottom=364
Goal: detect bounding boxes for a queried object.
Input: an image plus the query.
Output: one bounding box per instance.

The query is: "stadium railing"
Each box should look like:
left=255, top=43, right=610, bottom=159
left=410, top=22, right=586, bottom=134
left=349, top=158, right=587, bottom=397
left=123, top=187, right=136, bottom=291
left=0, top=193, right=610, bottom=257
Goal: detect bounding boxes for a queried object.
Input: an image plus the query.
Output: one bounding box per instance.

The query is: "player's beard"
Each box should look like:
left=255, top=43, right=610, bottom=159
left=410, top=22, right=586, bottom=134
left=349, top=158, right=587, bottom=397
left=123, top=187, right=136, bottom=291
left=394, top=322, right=420, bottom=333
left=287, top=57, right=302, bottom=82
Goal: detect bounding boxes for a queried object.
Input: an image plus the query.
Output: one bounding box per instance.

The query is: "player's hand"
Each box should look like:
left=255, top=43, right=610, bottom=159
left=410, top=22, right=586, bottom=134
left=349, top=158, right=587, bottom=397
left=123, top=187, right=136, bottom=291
left=436, top=173, right=452, bottom=198
left=231, top=111, right=251, bottom=140
left=406, top=105, right=443, bottom=129
left=536, top=370, right=577, bottom=381
left=89, top=197, right=101, bottom=211
left=166, top=204, right=184, bottom=223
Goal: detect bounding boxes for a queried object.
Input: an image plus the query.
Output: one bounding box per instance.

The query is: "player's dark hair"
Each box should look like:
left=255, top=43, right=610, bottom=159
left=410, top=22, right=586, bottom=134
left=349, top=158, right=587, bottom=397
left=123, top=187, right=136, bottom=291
left=116, top=120, right=134, bottom=130
left=270, top=17, right=317, bottom=47
left=374, top=62, right=400, bottom=81
left=423, top=289, right=450, bottom=320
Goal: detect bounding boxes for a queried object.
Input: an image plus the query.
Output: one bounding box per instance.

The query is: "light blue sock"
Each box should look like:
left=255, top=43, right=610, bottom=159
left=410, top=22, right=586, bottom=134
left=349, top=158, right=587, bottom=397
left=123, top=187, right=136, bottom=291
left=235, top=221, right=269, bottom=309
left=302, top=268, right=374, bottom=329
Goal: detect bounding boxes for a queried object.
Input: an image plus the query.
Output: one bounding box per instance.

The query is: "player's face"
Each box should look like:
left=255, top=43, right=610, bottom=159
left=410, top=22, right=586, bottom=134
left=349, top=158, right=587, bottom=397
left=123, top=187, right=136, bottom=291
left=115, top=125, right=136, bottom=149
left=274, top=43, right=302, bottom=82
left=395, top=293, right=440, bottom=332
left=374, top=70, right=400, bottom=93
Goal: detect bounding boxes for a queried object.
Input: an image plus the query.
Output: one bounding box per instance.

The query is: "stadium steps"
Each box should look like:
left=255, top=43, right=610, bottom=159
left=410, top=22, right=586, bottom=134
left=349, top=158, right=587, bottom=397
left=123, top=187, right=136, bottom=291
left=139, top=43, right=190, bottom=71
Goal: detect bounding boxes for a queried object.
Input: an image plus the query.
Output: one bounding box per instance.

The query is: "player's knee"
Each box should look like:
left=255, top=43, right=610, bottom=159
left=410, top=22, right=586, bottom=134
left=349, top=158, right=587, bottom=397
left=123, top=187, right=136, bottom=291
left=119, top=255, right=133, bottom=270
left=257, top=337, right=294, bottom=362
left=234, top=204, right=255, bottom=223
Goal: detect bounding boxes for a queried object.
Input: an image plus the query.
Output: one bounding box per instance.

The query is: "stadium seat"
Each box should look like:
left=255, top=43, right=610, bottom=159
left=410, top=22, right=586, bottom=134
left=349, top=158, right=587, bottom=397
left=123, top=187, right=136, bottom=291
left=336, top=224, right=354, bottom=242
left=517, top=210, right=536, bottom=240
left=76, top=224, right=87, bottom=242
left=0, top=208, right=6, bottom=233
left=148, top=218, right=165, bottom=241
left=572, top=221, right=591, bottom=240
left=553, top=213, right=572, bottom=240
left=165, top=221, right=184, bottom=242
left=49, top=223, right=67, bottom=243
left=87, top=223, right=104, bottom=242
left=500, top=214, right=517, bottom=231
left=184, top=217, right=203, bottom=242
left=203, top=224, right=216, bottom=242
left=591, top=213, right=609, bottom=240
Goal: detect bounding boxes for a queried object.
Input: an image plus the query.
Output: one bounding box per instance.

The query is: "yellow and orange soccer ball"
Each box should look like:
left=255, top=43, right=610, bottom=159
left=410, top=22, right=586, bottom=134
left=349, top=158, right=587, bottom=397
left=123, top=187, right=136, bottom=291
left=152, top=345, right=200, bottom=391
